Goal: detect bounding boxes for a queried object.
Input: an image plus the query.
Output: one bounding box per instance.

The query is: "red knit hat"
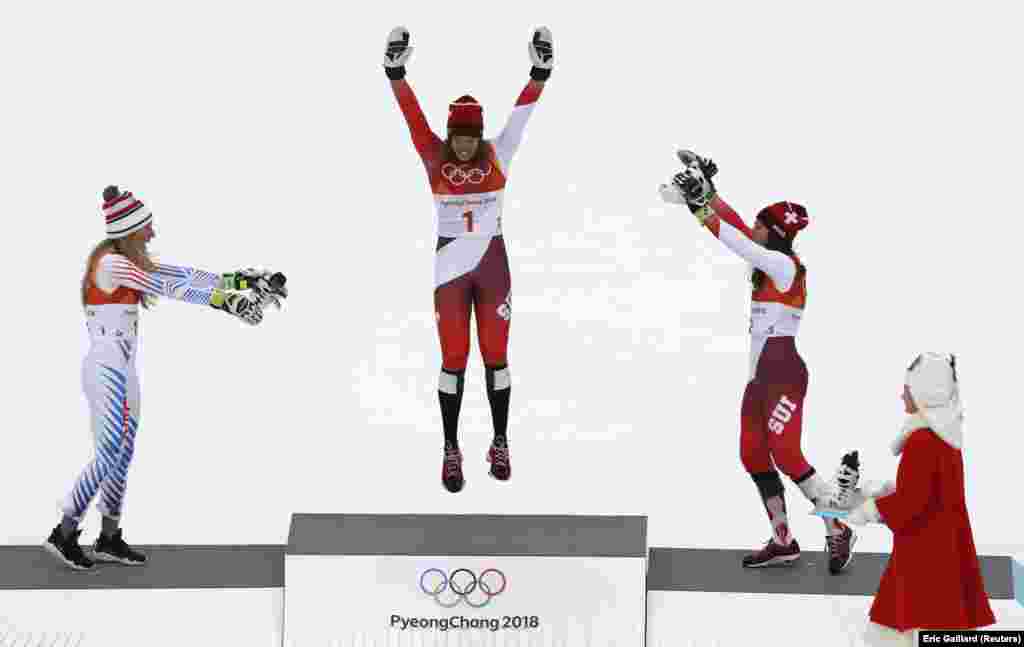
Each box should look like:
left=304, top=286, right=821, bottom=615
left=756, top=201, right=809, bottom=240
left=448, top=95, right=483, bottom=137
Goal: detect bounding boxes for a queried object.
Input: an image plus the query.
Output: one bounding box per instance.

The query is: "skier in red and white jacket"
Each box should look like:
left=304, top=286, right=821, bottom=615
left=384, top=26, right=552, bottom=493
left=661, top=153, right=861, bottom=574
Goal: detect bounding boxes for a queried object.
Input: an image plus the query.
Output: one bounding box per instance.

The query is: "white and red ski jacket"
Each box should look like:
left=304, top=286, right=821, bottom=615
left=704, top=197, right=807, bottom=380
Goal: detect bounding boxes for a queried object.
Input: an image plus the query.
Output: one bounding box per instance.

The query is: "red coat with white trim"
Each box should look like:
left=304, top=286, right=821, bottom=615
left=869, top=427, right=996, bottom=631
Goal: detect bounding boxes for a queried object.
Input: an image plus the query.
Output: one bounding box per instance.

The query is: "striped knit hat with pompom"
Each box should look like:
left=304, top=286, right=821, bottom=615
left=102, top=185, right=153, bottom=239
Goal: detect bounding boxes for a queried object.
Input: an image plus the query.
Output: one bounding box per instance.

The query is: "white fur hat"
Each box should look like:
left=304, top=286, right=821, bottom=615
left=904, top=352, right=963, bottom=449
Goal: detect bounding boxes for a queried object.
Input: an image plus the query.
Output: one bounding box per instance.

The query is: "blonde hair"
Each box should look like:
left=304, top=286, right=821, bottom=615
left=81, top=230, right=157, bottom=308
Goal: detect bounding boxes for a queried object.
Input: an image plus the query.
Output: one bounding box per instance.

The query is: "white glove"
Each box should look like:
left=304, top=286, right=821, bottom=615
left=384, top=26, right=413, bottom=68
left=658, top=182, right=688, bottom=205
left=226, top=267, right=288, bottom=310
left=861, top=479, right=897, bottom=498
left=677, top=149, right=700, bottom=166
left=529, top=27, right=554, bottom=70
left=212, top=291, right=264, bottom=326
left=660, top=171, right=715, bottom=224
left=673, top=164, right=716, bottom=209
left=677, top=150, right=718, bottom=180
left=846, top=499, right=881, bottom=526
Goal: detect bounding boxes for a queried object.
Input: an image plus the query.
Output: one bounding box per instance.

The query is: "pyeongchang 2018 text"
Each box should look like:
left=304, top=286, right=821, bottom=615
left=389, top=615, right=541, bottom=632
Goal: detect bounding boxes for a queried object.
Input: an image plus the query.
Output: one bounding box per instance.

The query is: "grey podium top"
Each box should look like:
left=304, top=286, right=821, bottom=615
left=0, top=545, right=284, bottom=591
left=646, top=547, right=1015, bottom=599
left=287, top=514, right=648, bottom=557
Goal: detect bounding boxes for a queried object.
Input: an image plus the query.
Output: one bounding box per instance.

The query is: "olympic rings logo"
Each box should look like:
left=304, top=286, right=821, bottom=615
left=419, top=568, right=507, bottom=608
left=442, top=162, right=492, bottom=186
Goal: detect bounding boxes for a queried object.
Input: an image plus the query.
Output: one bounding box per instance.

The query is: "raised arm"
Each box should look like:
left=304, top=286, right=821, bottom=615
left=492, top=80, right=545, bottom=167
left=383, top=26, right=441, bottom=167
left=493, top=27, right=553, bottom=167
left=704, top=196, right=797, bottom=290
left=390, top=79, right=442, bottom=165
left=661, top=158, right=797, bottom=290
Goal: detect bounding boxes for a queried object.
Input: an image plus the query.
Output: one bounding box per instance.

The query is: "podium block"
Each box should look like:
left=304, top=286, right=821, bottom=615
left=0, top=545, right=284, bottom=646
left=646, top=547, right=1020, bottom=646
left=283, top=514, right=647, bottom=646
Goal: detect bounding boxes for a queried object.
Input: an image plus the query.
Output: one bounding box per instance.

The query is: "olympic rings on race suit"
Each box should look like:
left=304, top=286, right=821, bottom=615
left=441, top=162, right=492, bottom=186
left=419, top=567, right=507, bottom=608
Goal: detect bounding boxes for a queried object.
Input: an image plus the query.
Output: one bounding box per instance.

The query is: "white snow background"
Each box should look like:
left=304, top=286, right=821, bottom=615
left=1, top=0, right=1021, bottom=561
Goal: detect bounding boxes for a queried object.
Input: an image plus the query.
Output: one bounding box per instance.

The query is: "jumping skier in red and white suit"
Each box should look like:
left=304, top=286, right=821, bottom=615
left=384, top=26, right=553, bottom=493
left=661, top=152, right=860, bottom=574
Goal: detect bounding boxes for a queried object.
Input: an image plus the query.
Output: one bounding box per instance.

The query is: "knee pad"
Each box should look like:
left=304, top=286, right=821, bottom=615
left=751, top=471, right=785, bottom=501
left=439, top=369, right=465, bottom=395
left=485, top=365, right=510, bottom=391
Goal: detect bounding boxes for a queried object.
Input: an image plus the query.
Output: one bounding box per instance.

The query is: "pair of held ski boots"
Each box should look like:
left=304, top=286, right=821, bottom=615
left=743, top=451, right=862, bottom=575
left=44, top=525, right=146, bottom=571
left=442, top=437, right=510, bottom=493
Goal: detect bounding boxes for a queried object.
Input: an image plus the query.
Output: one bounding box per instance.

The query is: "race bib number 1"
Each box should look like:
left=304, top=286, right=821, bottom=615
left=463, top=210, right=474, bottom=233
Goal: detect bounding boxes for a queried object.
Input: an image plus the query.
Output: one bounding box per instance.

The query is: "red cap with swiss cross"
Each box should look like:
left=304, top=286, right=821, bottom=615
left=756, top=201, right=809, bottom=240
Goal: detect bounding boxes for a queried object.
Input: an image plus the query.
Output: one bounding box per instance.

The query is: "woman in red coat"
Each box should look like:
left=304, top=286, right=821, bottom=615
left=845, top=352, right=995, bottom=645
